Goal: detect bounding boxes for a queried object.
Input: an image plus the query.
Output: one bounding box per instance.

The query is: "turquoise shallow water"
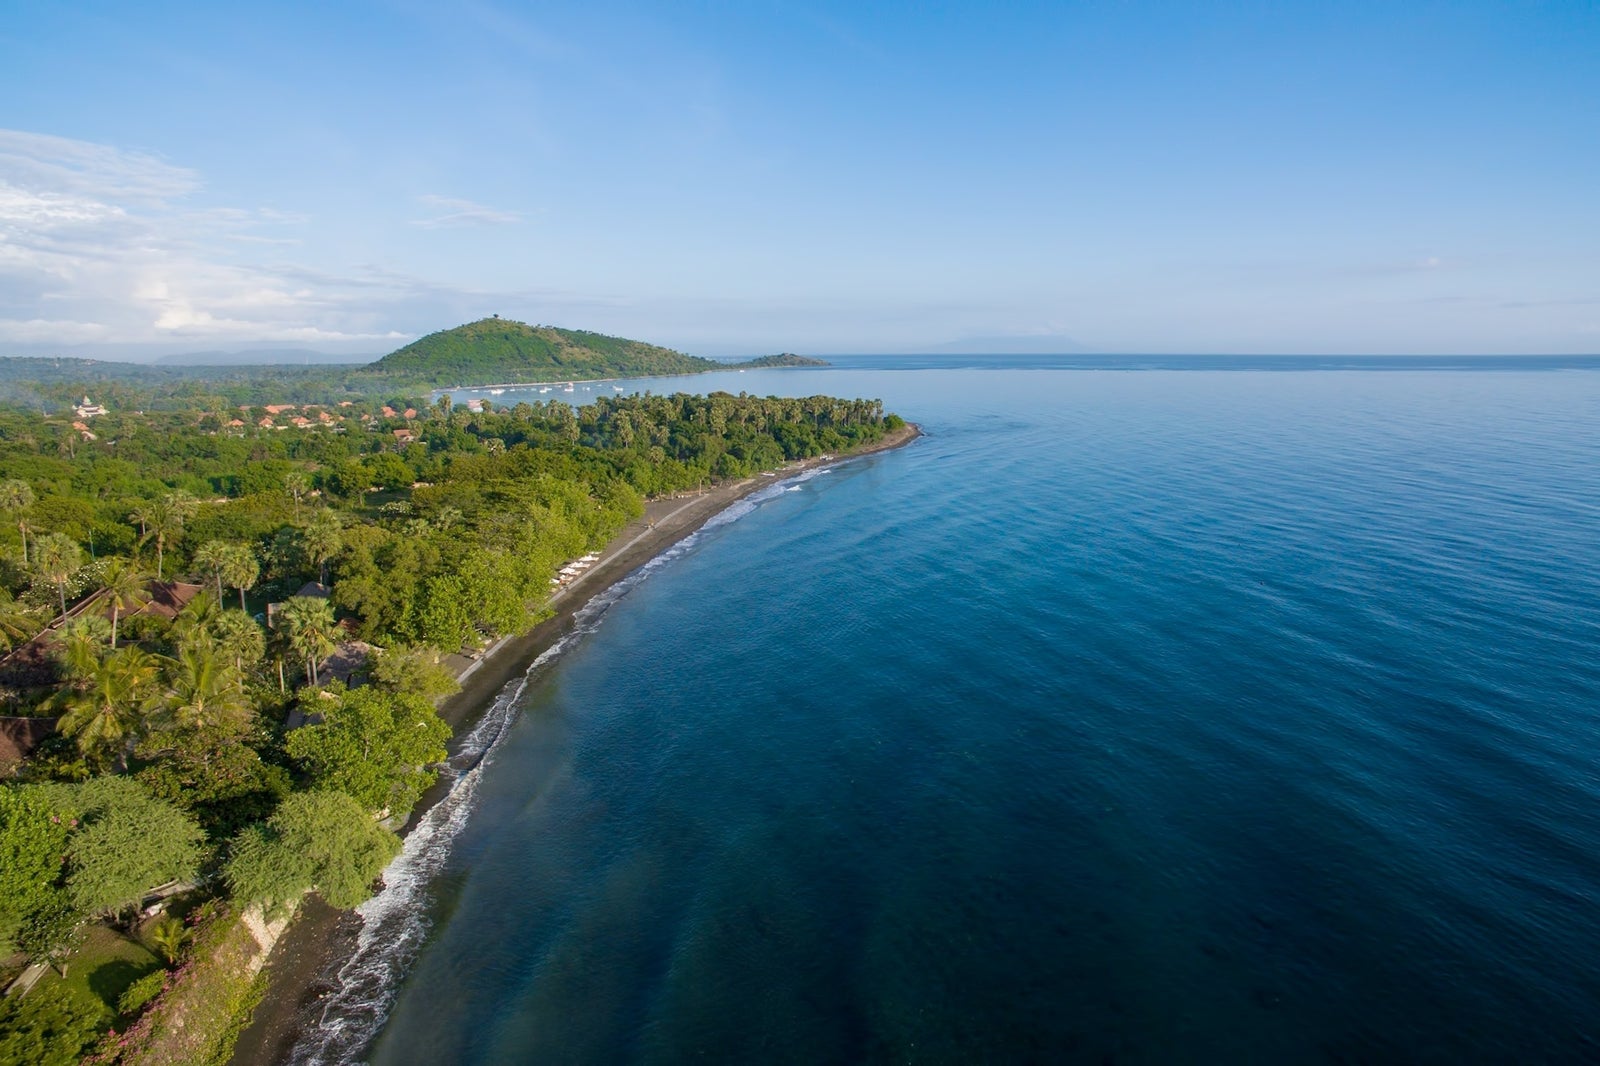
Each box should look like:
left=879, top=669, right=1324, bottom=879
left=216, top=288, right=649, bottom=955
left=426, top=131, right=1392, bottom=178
left=296, top=362, right=1600, bottom=1063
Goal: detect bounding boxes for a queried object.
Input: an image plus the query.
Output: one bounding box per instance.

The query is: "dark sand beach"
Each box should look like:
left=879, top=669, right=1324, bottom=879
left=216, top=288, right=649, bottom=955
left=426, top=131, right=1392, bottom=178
left=229, top=423, right=919, bottom=1066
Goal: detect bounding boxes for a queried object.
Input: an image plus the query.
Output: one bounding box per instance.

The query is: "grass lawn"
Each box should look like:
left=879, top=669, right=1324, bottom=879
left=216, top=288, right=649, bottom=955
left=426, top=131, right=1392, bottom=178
left=0, top=924, right=164, bottom=1066
left=56, top=924, right=163, bottom=1017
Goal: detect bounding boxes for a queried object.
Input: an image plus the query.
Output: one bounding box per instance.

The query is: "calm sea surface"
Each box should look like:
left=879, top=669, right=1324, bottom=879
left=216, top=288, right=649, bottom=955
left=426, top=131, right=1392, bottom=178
left=293, top=359, right=1600, bottom=1064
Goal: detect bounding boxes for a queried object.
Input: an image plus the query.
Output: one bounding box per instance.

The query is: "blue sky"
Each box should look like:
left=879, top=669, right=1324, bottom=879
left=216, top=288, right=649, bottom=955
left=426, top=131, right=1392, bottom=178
left=1, top=1, right=1595, bottom=356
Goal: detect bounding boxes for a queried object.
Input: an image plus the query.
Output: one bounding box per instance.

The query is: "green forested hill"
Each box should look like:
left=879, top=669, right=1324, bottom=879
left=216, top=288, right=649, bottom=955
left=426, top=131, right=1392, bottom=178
left=363, top=318, right=721, bottom=385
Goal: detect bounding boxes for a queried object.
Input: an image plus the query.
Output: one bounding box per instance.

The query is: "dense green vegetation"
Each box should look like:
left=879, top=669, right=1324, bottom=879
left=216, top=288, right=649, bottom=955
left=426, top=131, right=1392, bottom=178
left=365, top=318, right=721, bottom=385
left=0, top=367, right=903, bottom=1060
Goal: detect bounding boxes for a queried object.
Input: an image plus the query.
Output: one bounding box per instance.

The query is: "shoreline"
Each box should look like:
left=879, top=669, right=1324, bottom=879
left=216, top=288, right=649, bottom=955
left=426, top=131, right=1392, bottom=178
left=229, top=422, right=921, bottom=1066
left=431, top=362, right=810, bottom=395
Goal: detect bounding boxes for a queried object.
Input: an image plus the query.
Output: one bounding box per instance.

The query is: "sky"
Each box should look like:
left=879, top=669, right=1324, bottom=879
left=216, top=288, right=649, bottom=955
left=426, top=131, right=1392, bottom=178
left=0, top=1, right=1596, bottom=358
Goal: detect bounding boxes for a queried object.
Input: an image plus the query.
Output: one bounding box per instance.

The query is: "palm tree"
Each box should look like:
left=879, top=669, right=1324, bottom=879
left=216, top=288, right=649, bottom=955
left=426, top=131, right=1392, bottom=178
left=154, top=639, right=251, bottom=739
left=193, top=541, right=231, bottom=602
left=302, top=509, right=343, bottom=586
left=100, top=558, right=148, bottom=649
left=278, top=595, right=337, bottom=686
left=139, top=491, right=198, bottom=580
left=57, top=646, right=160, bottom=768
left=146, top=915, right=190, bottom=968
left=213, top=609, right=266, bottom=674
left=0, top=479, right=34, bottom=564
left=171, top=590, right=222, bottom=651
left=284, top=472, right=310, bottom=519
left=32, top=532, right=84, bottom=619
left=220, top=544, right=260, bottom=612
left=53, top=613, right=111, bottom=683
left=0, top=590, right=42, bottom=653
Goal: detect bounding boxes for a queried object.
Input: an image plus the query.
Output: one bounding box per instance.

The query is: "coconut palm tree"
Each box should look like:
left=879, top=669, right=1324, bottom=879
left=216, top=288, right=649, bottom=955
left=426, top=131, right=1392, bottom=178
left=277, top=595, right=337, bottom=686
left=154, top=639, right=251, bottom=739
left=0, top=478, right=34, bottom=564
left=57, top=646, right=160, bottom=768
left=100, top=558, right=148, bottom=649
left=53, top=612, right=111, bottom=683
left=0, top=590, right=42, bottom=652
left=220, top=544, right=260, bottom=612
left=31, top=532, right=84, bottom=619
left=171, top=590, right=222, bottom=651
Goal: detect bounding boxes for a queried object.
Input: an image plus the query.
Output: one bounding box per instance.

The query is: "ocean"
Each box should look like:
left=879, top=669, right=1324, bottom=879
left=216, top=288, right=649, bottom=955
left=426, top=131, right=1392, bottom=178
left=291, top=358, right=1600, bottom=1063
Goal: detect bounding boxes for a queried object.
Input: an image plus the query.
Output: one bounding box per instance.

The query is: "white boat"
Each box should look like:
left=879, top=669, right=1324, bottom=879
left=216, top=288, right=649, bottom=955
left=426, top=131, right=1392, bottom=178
left=612, top=385, right=625, bottom=391
left=489, top=388, right=505, bottom=395
left=563, top=383, right=575, bottom=392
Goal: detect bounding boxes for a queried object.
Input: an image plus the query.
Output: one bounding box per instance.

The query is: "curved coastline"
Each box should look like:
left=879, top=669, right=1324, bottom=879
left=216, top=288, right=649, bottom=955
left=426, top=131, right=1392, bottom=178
left=229, top=421, right=922, bottom=1066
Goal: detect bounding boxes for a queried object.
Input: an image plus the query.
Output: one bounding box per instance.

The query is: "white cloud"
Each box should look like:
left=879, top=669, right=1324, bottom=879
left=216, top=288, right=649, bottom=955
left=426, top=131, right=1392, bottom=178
left=0, top=129, right=458, bottom=350
left=410, top=194, right=523, bottom=229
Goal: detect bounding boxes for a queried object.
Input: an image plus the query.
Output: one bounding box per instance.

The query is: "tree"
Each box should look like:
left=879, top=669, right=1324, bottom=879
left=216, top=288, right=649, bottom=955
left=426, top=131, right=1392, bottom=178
left=138, top=491, right=198, bottom=580
left=369, top=643, right=460, bottom=701
left=221, top=543, right=260, bottom=611
left=0, top=786, right=70, bottom=957
left=146, top=914, right=190, bottom=966
left=301, top=508, right=344, bottom=585
left=32, top=531, right=83, bottom=619
left=212, top=609, right=266, bottom=674
left=278, top=594, right=338, bottom=685
left=0, top=477, right=34, bottom=564
left=52, top=613, right=110, bottom=684
left=224, top=790, right=401, bottom=915
left=0, top=589, right=42, bottom=653
left=61, top=777, right=204, bottom=919
left=56, top=646, right=160, bottom=769
left=138, top=740, right=290, bottom=842
left=170, top=590, right=223, bottom=656
left=193, top=540, right=231, bottom=603
left=151, top=639, right=251, bottom=742
left=284, top=471, right=311, bottom=518
left=100, top=557, right=148, bottom=649
left=285, top=687, right=450, bottom=815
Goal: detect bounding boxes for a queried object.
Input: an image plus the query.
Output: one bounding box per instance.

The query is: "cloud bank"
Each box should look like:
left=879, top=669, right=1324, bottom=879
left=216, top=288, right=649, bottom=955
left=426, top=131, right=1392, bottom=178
left=0, top=129, right=452, bottom=353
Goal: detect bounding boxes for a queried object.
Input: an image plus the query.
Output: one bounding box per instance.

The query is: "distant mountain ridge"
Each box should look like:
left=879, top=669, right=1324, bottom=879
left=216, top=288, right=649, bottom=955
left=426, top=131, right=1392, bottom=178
left=154, top=348, right=374, bottom=366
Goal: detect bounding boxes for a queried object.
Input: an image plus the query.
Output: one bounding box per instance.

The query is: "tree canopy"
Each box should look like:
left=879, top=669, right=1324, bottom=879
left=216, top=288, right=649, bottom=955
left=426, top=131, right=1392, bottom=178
left=224, top=790, right=401, bottom=914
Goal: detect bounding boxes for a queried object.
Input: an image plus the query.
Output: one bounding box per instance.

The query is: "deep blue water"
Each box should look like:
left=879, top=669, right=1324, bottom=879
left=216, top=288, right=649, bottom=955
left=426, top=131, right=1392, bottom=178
left=297, top=363, right=1600, bottom=1063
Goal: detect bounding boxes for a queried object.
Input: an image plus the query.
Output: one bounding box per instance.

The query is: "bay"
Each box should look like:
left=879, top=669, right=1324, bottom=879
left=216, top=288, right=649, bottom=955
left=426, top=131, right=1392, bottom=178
left=305, top=361, right=1600, bottom=1063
